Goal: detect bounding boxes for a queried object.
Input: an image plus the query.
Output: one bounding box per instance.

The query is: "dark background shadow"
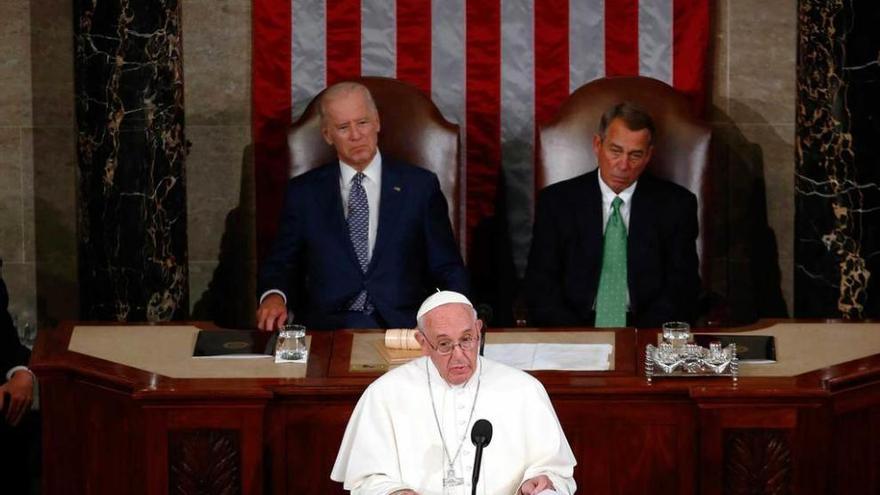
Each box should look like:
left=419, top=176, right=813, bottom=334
left=191, top=144, right=257, bottom=328
left=470, top=171, right=519, bottom=327
left=707, top=101, right=789, bottom=323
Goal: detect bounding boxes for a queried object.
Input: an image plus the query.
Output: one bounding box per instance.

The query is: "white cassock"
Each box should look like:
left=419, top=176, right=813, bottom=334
left=331, top=356, right=577, bottom=495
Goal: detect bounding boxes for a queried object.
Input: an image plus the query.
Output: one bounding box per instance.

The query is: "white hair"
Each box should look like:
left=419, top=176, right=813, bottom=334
left=318, top=81, right=378, bottom=126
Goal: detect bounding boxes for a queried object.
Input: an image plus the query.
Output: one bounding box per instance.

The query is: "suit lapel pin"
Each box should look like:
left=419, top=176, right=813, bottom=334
left=393, top=186, right=401, bottom=192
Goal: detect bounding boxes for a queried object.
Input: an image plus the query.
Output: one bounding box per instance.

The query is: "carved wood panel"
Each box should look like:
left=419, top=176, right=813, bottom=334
left=168, top=429, right=241, bottom=495
left=834, top=405, right=880, bottom=493
left=282, top=401, right=353, bottom=494
left=554, top=399, right=696, bottom=495
left=723, top=429, right=792, bottom=495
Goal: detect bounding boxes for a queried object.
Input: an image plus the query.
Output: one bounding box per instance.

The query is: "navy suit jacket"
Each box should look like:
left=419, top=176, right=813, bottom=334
left=1, top=262, right=29, bottom=379
left=526, top=170, right=700, bottom=327
left=258, top=157, right=469, bottom=329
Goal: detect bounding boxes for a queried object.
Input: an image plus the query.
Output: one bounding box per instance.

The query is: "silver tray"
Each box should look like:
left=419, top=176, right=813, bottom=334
left=645, top=341, right=739, bottom=383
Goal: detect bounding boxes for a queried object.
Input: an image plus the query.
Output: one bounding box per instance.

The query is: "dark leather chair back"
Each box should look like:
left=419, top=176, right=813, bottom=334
left=287, top=77, right=462, bottom=238
left=537, top=76, right=712, bottom=282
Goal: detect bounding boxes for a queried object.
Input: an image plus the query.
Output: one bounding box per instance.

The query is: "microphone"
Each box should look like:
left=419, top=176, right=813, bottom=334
left=470, top=419, right=493, bottom=495
left=476, top=304, right=493, bottom=356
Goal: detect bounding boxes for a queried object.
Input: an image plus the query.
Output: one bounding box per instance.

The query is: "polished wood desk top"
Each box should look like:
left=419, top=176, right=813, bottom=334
left=31, top=320, right=880, bottom=399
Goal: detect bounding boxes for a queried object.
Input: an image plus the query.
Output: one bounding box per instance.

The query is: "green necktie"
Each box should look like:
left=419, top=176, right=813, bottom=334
left=595, top=196, right=628, bottom=327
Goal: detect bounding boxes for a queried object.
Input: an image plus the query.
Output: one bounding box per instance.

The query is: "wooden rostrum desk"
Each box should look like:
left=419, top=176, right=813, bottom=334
left=30, top=321, right=880, bottom=494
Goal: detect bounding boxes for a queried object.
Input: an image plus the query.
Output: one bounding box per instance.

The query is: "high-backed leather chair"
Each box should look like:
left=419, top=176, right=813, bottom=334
left=287, top=77, right=462, bottom=239
left=537, top=76, right=712, bottom=286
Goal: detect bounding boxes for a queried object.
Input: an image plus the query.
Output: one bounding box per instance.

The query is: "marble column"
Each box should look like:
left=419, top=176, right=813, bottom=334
left=75, top=0, right=189, bottom=321
left=795, top=1, right=880, bottom=318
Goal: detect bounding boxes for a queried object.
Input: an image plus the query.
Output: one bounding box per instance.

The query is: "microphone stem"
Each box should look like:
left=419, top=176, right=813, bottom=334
left=471, top=445, right=484, bottom=495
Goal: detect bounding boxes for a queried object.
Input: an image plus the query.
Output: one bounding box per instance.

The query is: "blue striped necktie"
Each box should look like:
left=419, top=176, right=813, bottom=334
left=347, top=172, right=373, bottom=313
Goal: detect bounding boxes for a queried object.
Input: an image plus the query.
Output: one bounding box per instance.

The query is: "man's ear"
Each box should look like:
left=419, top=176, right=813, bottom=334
left=592, top=133, right=603, bottom=156
left=414, top=331, right=431, bottom=356
left=321, top=125, right=333, bottom=145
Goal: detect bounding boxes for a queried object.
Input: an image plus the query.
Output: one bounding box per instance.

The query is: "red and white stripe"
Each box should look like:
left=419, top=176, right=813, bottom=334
left=253, top=0, right=710, bottom=267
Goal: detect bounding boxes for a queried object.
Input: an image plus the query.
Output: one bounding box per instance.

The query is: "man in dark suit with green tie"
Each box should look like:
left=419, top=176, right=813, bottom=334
left=526, top=102, right=700, bottom=328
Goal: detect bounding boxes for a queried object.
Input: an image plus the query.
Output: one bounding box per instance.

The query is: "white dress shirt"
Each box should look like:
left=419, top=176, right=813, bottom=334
left=339, top=151, right=382, bottom=260
left=5, top=365, right=31, bottom=381
left=260, top=151, right=383, bottom=305
left=597, top=172, right=637, bottom=232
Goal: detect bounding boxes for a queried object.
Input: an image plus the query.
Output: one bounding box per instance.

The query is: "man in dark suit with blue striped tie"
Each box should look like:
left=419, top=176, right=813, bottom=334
left=256, top=82, right=468, bottom=330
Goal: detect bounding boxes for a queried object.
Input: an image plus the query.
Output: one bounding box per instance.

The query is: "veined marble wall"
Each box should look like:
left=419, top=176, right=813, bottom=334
left=795, top=1, right=879, bottom=318
left=74, top=0, right=189, bottom=321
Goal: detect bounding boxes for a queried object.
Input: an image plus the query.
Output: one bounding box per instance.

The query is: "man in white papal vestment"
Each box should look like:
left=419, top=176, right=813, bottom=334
left=331, top=291, right=577, bottom=495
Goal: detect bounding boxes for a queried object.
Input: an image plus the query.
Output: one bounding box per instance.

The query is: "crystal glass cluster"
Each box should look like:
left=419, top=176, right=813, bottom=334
left=645, top=322, right=738, bottom=382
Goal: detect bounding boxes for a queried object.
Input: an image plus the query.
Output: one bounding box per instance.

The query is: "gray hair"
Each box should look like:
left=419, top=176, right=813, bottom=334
left=597, top=101, right=656, bottom=144
left=318, top=81, right=379, bottom=127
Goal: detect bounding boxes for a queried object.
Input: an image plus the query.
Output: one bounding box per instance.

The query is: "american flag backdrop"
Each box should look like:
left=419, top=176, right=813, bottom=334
left=253, top=0, right=710, bottom=272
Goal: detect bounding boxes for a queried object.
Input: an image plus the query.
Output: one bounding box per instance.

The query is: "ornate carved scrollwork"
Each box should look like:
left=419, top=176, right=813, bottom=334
left=724, top=429, right=792, bottom=495
left=169, top=429, right=241, bottom=495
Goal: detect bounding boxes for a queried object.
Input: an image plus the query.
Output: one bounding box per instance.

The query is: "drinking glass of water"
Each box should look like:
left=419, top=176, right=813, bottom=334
left=276, top=324, right=307, bottom=361
left=661, top=321, right=691, bottom=351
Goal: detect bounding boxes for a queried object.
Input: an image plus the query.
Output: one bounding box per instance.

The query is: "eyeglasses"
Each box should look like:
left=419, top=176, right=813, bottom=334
left=422, top=333, right=480, bottom=355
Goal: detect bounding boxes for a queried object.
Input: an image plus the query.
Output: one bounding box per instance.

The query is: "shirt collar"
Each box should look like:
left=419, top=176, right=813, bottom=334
left=425, top=355, right=482, bottom=391
left=597, top=170, right=637, bottom=206
left=339, top=150, right=382, bottom=184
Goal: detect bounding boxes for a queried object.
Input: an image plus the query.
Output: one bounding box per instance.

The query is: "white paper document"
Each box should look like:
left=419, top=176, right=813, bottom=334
left=483, top=343, right=612, bottom=371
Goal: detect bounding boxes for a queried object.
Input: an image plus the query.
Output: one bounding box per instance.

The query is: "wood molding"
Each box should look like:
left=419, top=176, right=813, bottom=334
left=724, top=429, right=792, bottom=495
left=168, top=429, right=241, bottom=495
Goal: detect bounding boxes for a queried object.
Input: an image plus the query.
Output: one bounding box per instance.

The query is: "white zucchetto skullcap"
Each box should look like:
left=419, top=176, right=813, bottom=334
left=416, top=290, right=473, bottom=321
